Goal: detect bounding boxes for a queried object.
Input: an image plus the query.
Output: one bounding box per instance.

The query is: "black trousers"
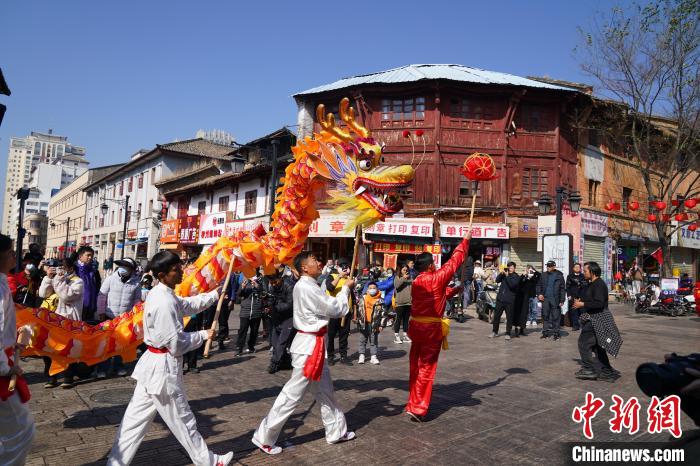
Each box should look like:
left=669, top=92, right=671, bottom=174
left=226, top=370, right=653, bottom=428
left=270, top=316, right=295, bottom=365
left=578, top=320, right=612, bottom=374
left=569, top=306, right=581, bottom=330
left=327, top=316, right=351, bottom=357
left=393, top=304, right=411, bottom=333
left=542, top=300, right=561, bottom=336
left=237, top=316, right=262, bottom=351
left=493, top=301, right=514, bottom=335
left=183, top=313, right=203, bottom=368
left=217, top=303, right=232, bottom=343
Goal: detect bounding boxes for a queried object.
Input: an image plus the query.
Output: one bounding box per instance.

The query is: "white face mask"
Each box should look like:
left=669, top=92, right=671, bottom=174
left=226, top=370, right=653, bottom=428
left=368, top=289, right=378, bottom=297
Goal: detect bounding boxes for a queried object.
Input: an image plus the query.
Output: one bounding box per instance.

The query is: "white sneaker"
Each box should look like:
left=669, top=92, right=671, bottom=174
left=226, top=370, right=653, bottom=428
left=358, top=354, right=365, bottom=364
left=402, top=334, right=412, bottom=343
left=214, top=451, right=235, bottom=465
left=252, top=437, right=282, bottom=455
left=394, top=334, right=402, bottom=344
left=370, top=355, right=380, bottom=365
left=488, top=332, right=497, bottom=338
left=329, top=431, right=356, bottom=444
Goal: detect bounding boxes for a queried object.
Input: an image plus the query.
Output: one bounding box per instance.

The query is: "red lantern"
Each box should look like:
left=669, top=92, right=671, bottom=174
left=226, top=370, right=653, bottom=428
left=689, top=224, right=698, bottom=232
left=647, top=214, right=658, bottom=222
left=675, top=213, right=685, bottom=222
left=655, top=201, right=667, bottom=210
left=685, top=199, right=698, bottom=209
left=415, top=129, right=424, bottom=137
left=613, top=202, right=621, bottom=211
left=604, top=202, right=613, bottom=211
left=402, top=130, right=411, bottom=138
left=672, top=200, right=680, bottom=207
left=460, top=153, right=498, bottom=181
left=662, top=214, right=671, bottom=222
left=628, top=201, right=640, bottom=211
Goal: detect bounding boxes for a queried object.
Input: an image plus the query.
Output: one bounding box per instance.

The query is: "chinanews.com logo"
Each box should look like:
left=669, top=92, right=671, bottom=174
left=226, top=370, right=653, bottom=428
left=567, top=392, right=687, bottom=464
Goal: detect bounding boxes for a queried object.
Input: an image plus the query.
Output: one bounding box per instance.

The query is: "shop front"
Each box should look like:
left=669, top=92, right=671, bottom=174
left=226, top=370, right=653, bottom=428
left=610, top=217, right=659, bottom=275
left=159, top=218, right=182, bottom=254
left=439, top=221, right=509, bottom=267
left=365, top=217, right=435, bottom=268
left=581, top=210, right=609, bottom=274
left=179, top=215, right=201, bottom=260
left=306, top=211, right=356, bottom=263
left=508, top=217, right=540, bottom=269
left=672, top=224, right=700, bottom=279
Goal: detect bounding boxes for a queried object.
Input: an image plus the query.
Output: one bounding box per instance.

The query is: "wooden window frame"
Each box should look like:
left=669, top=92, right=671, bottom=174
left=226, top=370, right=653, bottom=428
left=218, top=196, right=229, bottom=212
left=380, top=96, right=426, bottom=125
left=522, top=168, right=550, bottom=200
left=244, top=190, right=257, bottom=216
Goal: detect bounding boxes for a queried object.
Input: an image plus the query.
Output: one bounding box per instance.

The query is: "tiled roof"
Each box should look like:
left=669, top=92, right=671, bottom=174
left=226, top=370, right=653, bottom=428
left=295, top=64, right=579, bottom=96
left=165, top=163, right=272, bottom=197
left=158, top=138, right=236, bottom=160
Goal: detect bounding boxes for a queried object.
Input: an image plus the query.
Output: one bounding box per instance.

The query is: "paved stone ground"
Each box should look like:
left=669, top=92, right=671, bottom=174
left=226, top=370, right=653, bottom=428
left=21, top=303, right=699, bottom=465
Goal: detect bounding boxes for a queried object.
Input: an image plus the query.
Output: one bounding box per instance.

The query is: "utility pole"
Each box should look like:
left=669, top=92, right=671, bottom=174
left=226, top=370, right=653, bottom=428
left=64, top=217, right=71, bottom=259
left=121, top=194, right=130, bottom=259
left=268, top=139, right=280, bottom=225
left=15, top=187, right=30, bottom=270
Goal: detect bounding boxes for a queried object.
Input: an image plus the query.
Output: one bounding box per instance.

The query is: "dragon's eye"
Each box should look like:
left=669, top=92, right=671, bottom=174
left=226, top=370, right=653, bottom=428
left=359, top=159, right=372, bottom=171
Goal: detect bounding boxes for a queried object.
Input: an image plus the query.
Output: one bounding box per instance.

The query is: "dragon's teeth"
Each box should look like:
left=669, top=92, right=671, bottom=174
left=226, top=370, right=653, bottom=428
left=355, top=186, right=367, bottom=195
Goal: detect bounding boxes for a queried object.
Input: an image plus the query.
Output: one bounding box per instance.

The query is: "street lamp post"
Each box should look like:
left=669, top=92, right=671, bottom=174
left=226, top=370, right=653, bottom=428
left=537, top=187, right=582, bottom=234
left=101, top=194, right=131, bottom=260
left=50, top=216, right=72, bottom=259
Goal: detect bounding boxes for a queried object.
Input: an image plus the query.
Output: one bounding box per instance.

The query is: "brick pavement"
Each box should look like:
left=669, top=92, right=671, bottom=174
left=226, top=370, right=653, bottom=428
left=21, top=304, right=699, bottom=465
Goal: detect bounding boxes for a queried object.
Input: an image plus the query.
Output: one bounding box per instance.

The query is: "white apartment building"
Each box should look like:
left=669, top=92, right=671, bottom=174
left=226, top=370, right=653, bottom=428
left=83, top=139, right=235, bottom=268
left=46, top=165, right=123, bottom=258
left=2, top=130, right=87, bottom=238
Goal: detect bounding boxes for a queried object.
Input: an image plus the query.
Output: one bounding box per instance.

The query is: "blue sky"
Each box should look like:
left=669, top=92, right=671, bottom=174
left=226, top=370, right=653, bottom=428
left=1, top=0, right=621, bottom=188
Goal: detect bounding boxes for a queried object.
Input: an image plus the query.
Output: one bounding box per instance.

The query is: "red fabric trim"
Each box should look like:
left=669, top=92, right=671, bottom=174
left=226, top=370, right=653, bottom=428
left=298, top=327, right=327, bottom=381
left=146, top=346, right=169, bottom=354
left=0, top=348, right=31, bottom=403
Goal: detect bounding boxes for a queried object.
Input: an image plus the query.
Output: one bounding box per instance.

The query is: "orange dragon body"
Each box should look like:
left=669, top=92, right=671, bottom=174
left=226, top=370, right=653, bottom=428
left=18, top=98, right=415, bottom=375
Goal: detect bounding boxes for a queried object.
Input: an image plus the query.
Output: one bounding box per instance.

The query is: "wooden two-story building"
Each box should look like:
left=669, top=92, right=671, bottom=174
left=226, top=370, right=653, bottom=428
left=294, top=64, right=582, bottom=267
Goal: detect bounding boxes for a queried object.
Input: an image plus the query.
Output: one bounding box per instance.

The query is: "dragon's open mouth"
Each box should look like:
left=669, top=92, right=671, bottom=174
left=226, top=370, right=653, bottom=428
left=352, top=178, right=413, bottom=215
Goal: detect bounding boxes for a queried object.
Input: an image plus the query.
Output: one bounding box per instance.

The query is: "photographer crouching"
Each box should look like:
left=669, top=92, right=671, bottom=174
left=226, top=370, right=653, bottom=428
left=265, top=267, right=295, bottom=374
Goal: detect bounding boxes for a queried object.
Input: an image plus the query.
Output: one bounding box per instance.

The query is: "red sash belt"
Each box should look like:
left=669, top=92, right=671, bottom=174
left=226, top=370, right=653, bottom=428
left=297, top=327, right=327, bottom=381
left=0, top=347, right=31, bottom=404
left=147, top=346, right=169, bottom=354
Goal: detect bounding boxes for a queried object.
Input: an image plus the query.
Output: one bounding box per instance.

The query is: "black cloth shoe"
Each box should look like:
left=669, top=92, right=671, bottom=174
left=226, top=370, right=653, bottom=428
left=61, top=377, right=76, bottom=389
left=218, top=341, right=226, bottom=352
left=540, top=333, right=549, bottom=339
left=553, top=334, right=560, bottom=341
left=267, top=362, right=279, bottom=374
left=190, top=367, right=200, bottom=374
left=575, top=370, right=598, bottom=380
left=339, top=356, right=353, bottom=366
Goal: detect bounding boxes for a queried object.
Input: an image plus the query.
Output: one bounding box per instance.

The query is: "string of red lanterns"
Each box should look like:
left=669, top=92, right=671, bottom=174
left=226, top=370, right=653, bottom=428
left=603, top=196, right=700, bottom=231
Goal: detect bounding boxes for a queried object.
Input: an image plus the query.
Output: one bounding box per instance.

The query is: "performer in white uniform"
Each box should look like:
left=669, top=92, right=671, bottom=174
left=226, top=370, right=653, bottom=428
left=252, top=251, right=356, bottom=455
left=0, top=234, right=35, bottom=466
left=107, top=251, right=233, bottom=466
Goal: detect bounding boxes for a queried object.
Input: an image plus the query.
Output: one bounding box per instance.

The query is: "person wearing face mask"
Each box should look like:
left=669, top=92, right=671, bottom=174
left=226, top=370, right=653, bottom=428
left=355, top=282, right=385, bottom=364
left=375, top=268, right=396, bottom=310
left=520, top=265, right=541, bottom=328
left=325, top=259, right=354, bottom=366
left=95, top=258, right=143, bottom=378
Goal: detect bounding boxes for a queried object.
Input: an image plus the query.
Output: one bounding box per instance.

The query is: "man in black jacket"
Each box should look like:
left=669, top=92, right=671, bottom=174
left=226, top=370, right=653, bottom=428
left=490, top=262, right=523, bottom=340
left=572, top=261, right=619, bottom=382
left=566, top=263, right=585, bottom=331
left=266, top=268, right=295, bottom=374
left=537, top=260, right=566, bottom=340
left=236, top=272, right=265, bottom=356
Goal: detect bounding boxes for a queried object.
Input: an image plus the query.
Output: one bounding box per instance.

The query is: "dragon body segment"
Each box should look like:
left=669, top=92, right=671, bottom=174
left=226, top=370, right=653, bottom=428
left=19, top=98, right=415, bottom=373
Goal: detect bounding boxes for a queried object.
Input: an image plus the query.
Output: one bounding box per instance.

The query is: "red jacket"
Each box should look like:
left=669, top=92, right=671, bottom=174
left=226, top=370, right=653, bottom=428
left=7, top=271, right=28, bottom=297
left=409, top=239, right=469, bottom=343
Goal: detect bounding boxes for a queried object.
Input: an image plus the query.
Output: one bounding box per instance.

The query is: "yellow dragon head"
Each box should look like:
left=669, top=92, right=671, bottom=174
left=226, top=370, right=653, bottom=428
left=306, top=98, right=415, bottom=230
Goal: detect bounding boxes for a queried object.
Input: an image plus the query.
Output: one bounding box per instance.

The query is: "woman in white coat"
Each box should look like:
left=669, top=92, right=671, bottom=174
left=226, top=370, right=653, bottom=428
left=38, top=254, right=84, bottom=388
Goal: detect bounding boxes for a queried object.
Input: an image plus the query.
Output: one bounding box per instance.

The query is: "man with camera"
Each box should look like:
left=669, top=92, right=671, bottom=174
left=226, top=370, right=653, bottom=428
left=325, top=259, right=354, bottom=366
left=236, top=271, right=265, bottom=356
left=490, top=262, right=523, bottom=340
left=266, top=267, right=295, bottom=374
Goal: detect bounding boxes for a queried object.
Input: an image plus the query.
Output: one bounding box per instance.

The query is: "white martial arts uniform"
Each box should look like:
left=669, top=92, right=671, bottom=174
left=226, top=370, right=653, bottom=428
left=0, top=273, right=35, bottom=466
left=107, top=283, right=225, bottom=466
left=253, top=275, right=351, bottom=447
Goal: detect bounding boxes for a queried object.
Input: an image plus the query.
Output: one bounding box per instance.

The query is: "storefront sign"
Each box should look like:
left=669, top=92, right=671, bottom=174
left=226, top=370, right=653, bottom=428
left=137, top=227, right=150, bottom=239
left=582, top=210, right=608, bottom=237
left=372, top=242, right=441, bottom=254
left=307, top=212, right=355, bottom=238
left=199, top=212, right=227, bottom=245
left=537, top=216, right=556, bottom=251
left=677, top=225, right=700, bottom=249
left=160, top=219, right=180, bottom=243
left=365, top=218, right=434, bottom=237
left=225, top=214, right=269, bottom=236
left=127, top=229, right=137, bottom=239
left=439, top=222, right=509, bottom=239
left=508, top=217, right=538, bottom=238
left=383, top=254, right=398, bottom=270
left=179, top=215, right=200, bottom=245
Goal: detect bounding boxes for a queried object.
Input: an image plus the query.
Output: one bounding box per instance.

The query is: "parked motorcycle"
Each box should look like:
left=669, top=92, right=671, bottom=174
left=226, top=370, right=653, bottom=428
left=476, top=284, right=498, bottom=323
left=445, top=294, right=467, bottom=322
left=636, top=284, right=687, bottom=317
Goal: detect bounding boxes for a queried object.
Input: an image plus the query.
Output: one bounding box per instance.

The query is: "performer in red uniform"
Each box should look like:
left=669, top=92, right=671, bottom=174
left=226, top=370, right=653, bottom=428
left=406, top=230, right=470, bottom=422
